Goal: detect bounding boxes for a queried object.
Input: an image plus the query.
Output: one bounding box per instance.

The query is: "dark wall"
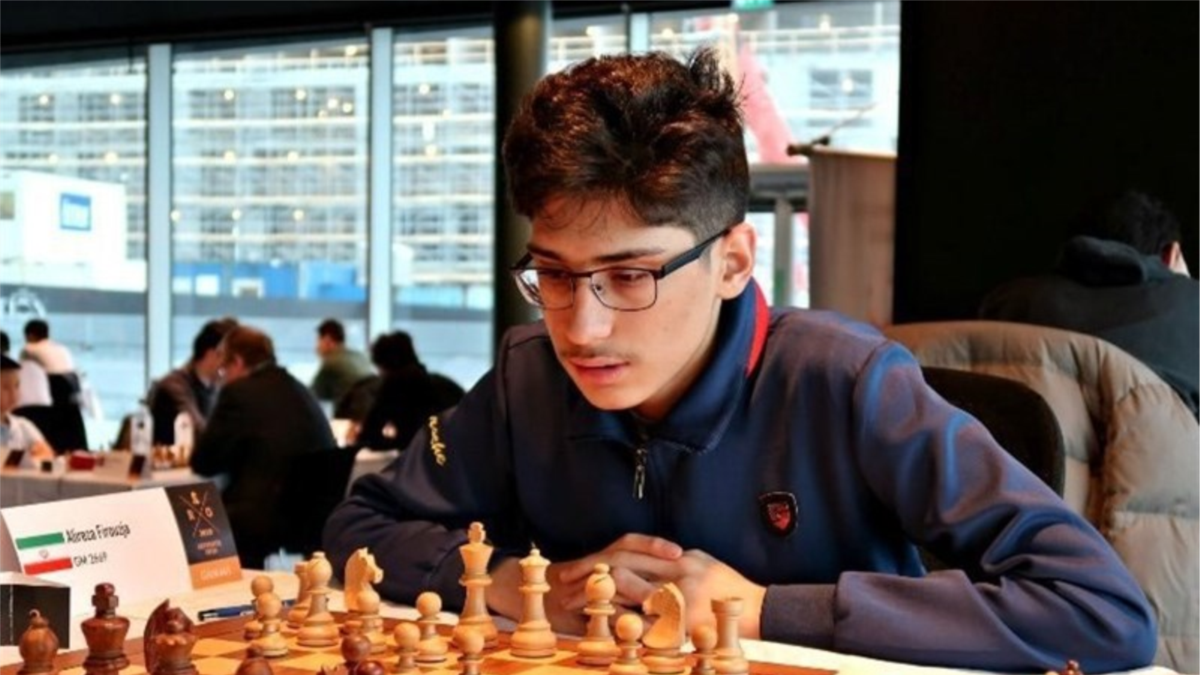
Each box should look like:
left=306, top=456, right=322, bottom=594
left=895, top=2, right=1198, bottom=322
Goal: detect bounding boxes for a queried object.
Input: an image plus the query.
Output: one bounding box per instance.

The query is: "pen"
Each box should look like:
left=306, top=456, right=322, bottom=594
left=197, top=599, right=294, bottom=621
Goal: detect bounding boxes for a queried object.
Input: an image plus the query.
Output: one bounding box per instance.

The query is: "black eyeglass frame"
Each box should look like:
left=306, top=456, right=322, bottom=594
left=509, top=227, right=733, bottom=312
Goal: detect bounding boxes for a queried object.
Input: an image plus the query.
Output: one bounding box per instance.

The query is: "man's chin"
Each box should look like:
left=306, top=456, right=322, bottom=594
left=574, top=383, right=643, bottom=412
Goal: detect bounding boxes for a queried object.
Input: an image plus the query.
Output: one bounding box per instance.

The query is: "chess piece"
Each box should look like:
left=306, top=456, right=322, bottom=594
left=252, top=590, right=289, bottom=658
left=355, top=661, right=387, bottom=675
left=344, top=548, right=386, bottom=653
left=298, top=552, right=339, bottom=648
left=641, top=583, right=686, bottom=675
left=452, top=625, right=485, bottom=675
left=577, top=563, right=619, bottom=666
left=609, top=614, right=648, bottom=675
left=244, top=575, right=275, bottom=640
left=144, top=601, right=195, bottom=675
left=341, top=632, right=372, bottom=674
left=690, top=625, right=717, bottom=675
left=152, top=619, right=198, bottom=675
left=458, top=522, right=499, bottom=649
left=287, top=560, right=313, bottom=631
left=414, top=592, right=449, bottom=665
left=710, top=598, right=748, bottom=675
left=509, top=546, right=556, bottom=659
left=391, top=622, right=420, bottom=675
left=18, top=609, right=59, bottom=675
left=82, top=583, right=131, bottom=675
left=236, top=645, right=275, bottom=675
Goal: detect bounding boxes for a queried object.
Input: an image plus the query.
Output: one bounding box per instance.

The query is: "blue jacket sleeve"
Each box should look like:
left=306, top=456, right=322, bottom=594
left=761, top=342, right=1157, bottom=671
left=322, top=366, right=521, bottom=609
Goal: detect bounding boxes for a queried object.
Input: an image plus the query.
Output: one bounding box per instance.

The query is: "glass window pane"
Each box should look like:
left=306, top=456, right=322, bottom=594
left=0, top=56, right=149, bottom=441
left=551, top=17, right=628, bottom=69
left=392, top=28, right=494, bottom=392
left=171, top=39, right=370, bottom=388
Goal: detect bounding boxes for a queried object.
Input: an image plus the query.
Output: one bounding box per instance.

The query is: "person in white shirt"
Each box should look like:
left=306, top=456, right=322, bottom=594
left=0, top=330, right=51, bottom=406
left=20, top=319, right=76, bottom=374
left=0, top=355, right=54, bottom=460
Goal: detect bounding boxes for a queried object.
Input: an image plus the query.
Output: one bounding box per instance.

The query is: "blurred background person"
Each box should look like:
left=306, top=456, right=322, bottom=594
left=310, top=318, right=372, bottom=410
left=1, top=330, right=51, bottom=407
left=191, top=324, right=335, bottom=567
left=0, top=355, right=54, bottom=460
left=352, top=330, right=463, bottom=451
left=981, top=189, right=1198, bottom=417
left=146, top=317, right=238, bottom=445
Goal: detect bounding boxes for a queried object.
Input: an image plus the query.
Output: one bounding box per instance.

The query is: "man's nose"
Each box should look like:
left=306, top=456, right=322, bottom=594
left=563, top=278, right=615, bottom=345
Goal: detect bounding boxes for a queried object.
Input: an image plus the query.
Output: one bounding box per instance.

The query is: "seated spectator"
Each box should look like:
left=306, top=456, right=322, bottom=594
left=191, top=325, right=336, bottom=568
left=310, top=318, right=373, bottom=408
left=1, top=330, right=51, bottom=407
left=980, top=190, right=1199, bottom=417
left=146, top=317, right=238, bottom=445
left=0, top=355, right=54, bottom=461
left=352, top=331, right=463, bottom=451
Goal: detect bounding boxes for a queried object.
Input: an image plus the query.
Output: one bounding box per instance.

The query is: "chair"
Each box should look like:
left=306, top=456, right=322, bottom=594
left=920, top=366, right=1065, bottom=496
left=277, top=446, right=359, bottom=559
left=885, top=320, right=1199, bottom=672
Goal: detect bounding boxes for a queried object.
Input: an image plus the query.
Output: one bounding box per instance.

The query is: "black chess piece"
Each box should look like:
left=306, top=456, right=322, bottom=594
left=152, top=619, right=198, bottom=675
left=19, top=609, right=60, bottom=675
left=236, top=645, right=275, bottom=675
left=82, top=583, right=131, bottom=675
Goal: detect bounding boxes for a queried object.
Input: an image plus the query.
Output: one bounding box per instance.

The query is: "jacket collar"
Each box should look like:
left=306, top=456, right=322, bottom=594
left=567, top=279, right=770, bottom=453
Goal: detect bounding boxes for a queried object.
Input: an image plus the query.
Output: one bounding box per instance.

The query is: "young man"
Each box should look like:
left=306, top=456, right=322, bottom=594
left=981, top=190, right=1199, bottom=418
left=0, top=355, right=54, bottom=460
left=323, top=50, right=1155, bottom=671
left=310, top=318, right=374, bottom=408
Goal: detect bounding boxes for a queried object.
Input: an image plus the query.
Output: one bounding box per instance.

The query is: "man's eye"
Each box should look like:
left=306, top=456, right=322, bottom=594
left=608, top=270, right=649, bottom=285
left=536, top=269, right=571, bottom=283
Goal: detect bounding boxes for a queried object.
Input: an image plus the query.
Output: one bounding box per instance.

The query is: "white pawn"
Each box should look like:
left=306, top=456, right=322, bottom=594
left=609, top=614, right=648, bottom=675
left=414, top=592, right=448, bottom=665
left=577, top=563, right=619, bottom=666
left=452, top=625, right=485, bottom=675
left=391, top=622, right=420, bottom=675
left=690, top=625, right=717, bottom=675
left=252, top=590, right=289, bottom=658
left=244, top=575, right=275, bottom=640
left=286, top=560, right=312, bottom=631
left=297, top=552, right=339, bottom=648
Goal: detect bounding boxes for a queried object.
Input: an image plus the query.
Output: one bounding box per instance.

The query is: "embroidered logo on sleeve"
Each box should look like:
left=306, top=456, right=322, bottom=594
left=428, top=416, right=447, bottom=466
left=758, top=491, right=798, bottom=537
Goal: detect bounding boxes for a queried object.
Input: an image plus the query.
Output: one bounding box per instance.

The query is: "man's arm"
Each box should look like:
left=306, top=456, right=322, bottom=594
left=756, top=342, right=1155, bottom=672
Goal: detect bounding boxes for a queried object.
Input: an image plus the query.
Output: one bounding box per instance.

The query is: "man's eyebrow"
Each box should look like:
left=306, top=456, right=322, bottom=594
left=525, top=243, right=668, bottom=266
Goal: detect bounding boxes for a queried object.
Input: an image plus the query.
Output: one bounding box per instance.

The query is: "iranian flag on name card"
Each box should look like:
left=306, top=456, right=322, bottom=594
left=14, top=531, right=74, bottom=575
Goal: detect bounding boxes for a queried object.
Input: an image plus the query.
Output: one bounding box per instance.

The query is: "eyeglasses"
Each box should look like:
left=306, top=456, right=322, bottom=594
left=510, top=228, right=731, bottom=312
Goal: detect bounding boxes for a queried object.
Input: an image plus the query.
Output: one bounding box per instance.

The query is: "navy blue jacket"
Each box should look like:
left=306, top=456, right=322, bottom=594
left=324, top=281, right=1155, bottom=672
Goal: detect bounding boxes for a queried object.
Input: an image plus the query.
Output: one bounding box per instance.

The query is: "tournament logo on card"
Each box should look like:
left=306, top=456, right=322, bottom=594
left=163, top=482, right=241, bottom=587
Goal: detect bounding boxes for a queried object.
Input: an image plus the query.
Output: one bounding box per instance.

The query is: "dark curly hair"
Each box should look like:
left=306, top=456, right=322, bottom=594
left=502, top=47, right=747, bottom=240
left=1077, top=190, right=1182, bottom=256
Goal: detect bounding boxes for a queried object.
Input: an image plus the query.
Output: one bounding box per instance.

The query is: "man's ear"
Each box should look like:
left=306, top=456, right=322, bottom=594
left=716, top=222, right=757, bottom=299
left=1163, top=241, right=1192, bottom=276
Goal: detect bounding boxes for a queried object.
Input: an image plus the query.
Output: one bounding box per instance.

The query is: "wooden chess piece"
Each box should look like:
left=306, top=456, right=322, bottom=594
left=690, top=625, right=717, bottom=675
left=710, top=598, right=748, bottom=675
left=82, top=583, right=131, bottom=675
left=18, top=609, right=60, bottom=675
left=609, top=614, right=648, bottom=675
left=244, top=575, right=275, bottom=640
left=509, top=546, right=556, bottom=659
left=252, top=590, right=289, bottom=658
left=341, top=632, right=372, bottom=675
left=452, top=625, right=485, bottom=675
left=414, top=592, right=448, bottom=665
left=298, top=552, right=339, bottom=648
left=642, top=583, right=686, bottom=675
left=458, top=522, right=499, bottom=649
left=391, top=622, right=420, bottom=675
left=355, top=661, right=387, bottom=675
left=577, top=563, right=619, bottom=666
left=152, top=619, right=198, bottom=675
left=344, top=548, right=387, bottom=653
left=287, top=560, right=313, bottom=631
left=143, top=601, right=194, bottom=675
left=236, top=645, right=275, bottom=675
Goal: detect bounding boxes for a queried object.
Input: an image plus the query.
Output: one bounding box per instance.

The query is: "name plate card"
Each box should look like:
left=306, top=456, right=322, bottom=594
left=0, top=481, right=240, bottom=611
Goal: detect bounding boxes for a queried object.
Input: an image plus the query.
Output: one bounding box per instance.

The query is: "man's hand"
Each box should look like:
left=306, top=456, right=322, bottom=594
left=28, top=440, right=54, bottom=462
left=670, top=549, right=766, bottom=640
left=486, top=534, right=684, bottom=636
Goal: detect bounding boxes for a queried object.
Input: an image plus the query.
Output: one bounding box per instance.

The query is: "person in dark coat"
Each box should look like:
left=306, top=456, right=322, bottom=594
left=353, top=331, right=462, bottom=451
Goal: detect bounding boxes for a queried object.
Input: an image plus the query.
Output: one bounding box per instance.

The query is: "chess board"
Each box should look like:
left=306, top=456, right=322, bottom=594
left=0, top=615, right=835, bottom=675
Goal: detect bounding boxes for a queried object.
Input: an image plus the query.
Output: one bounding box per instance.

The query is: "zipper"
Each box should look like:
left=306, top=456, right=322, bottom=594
left=633, top=446, right=648, bottom=500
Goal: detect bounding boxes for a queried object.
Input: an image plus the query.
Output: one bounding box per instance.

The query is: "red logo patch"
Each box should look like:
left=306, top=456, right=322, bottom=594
left=758, top=491, right=798, bottom=537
